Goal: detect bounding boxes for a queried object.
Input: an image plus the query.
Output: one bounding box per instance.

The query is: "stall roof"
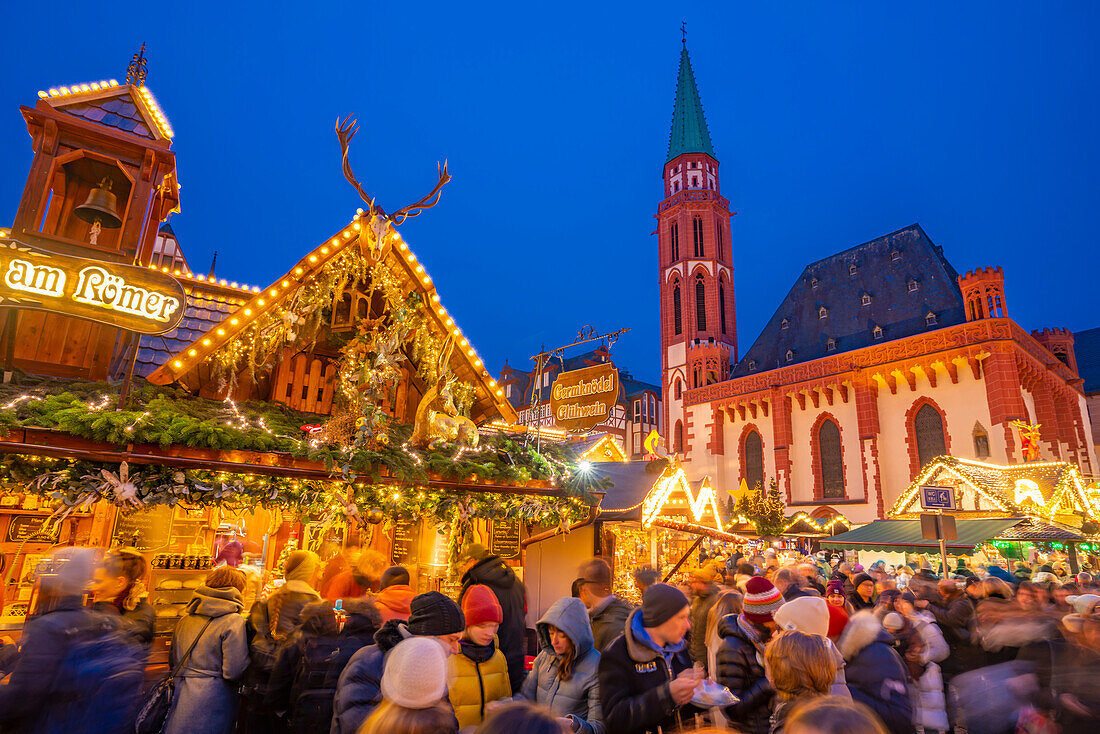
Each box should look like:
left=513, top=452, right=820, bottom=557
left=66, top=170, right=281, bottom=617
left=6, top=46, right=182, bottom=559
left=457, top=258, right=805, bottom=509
left=820, top=518, right=1021, bottom=553
left=594, top=461, right=662, bottom=521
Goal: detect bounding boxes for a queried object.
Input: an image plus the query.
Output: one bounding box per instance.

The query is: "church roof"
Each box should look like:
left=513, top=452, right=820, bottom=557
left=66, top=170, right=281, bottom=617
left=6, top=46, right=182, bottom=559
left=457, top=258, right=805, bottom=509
left=667, top=44, right=715, bottom=163
left=1073, top=326, right=1100, bottom=394
left=731, top=224, right=966, bottom=377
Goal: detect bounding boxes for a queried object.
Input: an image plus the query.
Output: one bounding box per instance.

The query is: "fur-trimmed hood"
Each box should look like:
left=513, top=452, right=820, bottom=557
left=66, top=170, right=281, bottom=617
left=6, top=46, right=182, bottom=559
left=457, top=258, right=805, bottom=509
left=837, top=610, right=891, bottom=660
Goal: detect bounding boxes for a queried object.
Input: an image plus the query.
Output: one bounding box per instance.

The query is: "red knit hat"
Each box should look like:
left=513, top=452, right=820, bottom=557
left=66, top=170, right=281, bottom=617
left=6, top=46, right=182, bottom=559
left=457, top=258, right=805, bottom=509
left=742, top=576, right=784, bottom=623
left=462, top=584, right=503, bottom=627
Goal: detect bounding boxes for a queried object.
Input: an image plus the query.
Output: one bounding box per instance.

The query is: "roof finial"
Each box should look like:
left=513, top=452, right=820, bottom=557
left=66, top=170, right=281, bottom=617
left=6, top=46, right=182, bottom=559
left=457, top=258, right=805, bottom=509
left=126, top=43, right=148, bottom=87
left=681, top=20, right=687, bottom=45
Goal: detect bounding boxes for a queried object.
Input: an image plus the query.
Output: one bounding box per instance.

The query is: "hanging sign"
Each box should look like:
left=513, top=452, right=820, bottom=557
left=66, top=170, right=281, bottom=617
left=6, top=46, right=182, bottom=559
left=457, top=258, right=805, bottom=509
left=0, top=238, right=185, bottom=335
left=549, top=363, right=619, bottom=432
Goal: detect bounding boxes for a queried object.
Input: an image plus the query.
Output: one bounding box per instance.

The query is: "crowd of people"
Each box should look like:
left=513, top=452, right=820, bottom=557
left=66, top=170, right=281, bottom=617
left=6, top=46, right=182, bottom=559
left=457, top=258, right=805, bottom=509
left=0, top=540, right=1097, bottom=734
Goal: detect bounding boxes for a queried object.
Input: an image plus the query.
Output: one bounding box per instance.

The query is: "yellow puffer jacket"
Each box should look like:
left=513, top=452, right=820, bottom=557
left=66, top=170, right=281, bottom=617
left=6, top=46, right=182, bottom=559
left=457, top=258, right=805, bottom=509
left=449, top=637, right=512, bottom=729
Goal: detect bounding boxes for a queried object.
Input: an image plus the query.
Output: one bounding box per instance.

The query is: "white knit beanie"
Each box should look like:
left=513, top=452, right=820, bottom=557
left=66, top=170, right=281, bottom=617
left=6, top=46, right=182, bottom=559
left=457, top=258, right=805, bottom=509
left=380, top=637, right=449, bottom=709
left=773, top=596, right=829, bottom=637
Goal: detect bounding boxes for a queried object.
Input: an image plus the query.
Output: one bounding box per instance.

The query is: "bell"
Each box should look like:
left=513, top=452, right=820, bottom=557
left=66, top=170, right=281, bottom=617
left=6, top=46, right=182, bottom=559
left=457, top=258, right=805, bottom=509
left=74, top=177, right=122, bottom=229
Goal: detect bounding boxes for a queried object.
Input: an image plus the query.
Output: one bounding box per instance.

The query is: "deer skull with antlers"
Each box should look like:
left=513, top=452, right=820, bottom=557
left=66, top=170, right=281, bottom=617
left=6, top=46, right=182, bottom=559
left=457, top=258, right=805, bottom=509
left=336, top=114, right=452, bottom=262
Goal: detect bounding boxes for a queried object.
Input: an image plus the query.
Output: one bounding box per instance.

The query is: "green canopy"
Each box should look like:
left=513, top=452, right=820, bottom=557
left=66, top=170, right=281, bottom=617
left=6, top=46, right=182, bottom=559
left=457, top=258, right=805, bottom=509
left=819, top=518, right=1022, bottom=553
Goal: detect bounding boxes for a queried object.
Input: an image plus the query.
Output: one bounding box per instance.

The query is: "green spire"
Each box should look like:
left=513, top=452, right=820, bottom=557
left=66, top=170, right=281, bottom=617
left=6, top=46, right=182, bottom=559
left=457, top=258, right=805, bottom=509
left=667, top=43, right=715, bottom=163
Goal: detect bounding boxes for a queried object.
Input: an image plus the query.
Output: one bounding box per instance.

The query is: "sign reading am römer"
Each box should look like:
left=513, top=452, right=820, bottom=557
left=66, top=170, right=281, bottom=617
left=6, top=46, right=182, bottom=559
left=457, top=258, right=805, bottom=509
left=0, top=239, right=185, bottom=335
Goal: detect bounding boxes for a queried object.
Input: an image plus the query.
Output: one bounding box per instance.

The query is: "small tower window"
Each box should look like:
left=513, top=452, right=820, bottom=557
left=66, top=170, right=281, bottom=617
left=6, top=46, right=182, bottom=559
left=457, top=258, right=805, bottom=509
left=670, top=222, right=679, bottom=261
left=925, top=312, right=937, bottom=326
left=693, top=217, right=704, bottom=257
left=692, top=176, right=699, bottom=187
left=849, top=263, right=858, bottom=276
left=826, top=338, right=836, bottom=352
left=861, top=293, right=871, bottom=307
left=675, top=378, right=682, bottom=399
left=908, top=279, right=919, bottom=293
left=781, top=318, right=790, bottom=330
left=818, top=306, right=828, bottom=319
left=695, top=274, right=707, bottom=332
left=719, top=283, right=727, bottom=334
left=891, top=249, right=901, bottom=261
left=785, top=349, right=794, bottom=362
left=673, top=282, right=682, bottom=336
left=716, top=219, right=724, bottom=258
left=873, top=325, right=884, bottom=340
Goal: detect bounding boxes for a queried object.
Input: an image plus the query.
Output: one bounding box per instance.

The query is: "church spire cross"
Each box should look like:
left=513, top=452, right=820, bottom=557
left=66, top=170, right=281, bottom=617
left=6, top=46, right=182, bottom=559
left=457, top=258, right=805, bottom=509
left=681, top=20, right=687, bottom=44
left=126, top=43, right=148, bottom=87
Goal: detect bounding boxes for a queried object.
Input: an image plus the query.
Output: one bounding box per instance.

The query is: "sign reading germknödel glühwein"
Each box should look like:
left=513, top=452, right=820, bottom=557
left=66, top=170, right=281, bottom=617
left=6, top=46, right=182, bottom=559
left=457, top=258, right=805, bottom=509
left=549, top=362, right=619, bottom=432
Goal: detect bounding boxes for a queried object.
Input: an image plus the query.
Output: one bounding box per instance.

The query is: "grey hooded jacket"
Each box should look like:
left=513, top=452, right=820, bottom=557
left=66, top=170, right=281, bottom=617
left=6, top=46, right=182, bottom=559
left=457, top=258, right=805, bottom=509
left=517, top=597, right=605, bottom=734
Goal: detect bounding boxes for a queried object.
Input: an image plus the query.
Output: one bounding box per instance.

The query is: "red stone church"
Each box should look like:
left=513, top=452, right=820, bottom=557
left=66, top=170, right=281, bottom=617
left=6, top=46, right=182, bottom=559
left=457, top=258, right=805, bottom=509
left=659, top=42, right=1096, bottom=523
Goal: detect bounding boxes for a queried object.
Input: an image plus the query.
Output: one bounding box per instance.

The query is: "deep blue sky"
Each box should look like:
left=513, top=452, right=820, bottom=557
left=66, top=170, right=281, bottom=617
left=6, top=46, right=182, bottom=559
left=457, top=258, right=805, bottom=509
left=4, top=3, right=1098, bottom=385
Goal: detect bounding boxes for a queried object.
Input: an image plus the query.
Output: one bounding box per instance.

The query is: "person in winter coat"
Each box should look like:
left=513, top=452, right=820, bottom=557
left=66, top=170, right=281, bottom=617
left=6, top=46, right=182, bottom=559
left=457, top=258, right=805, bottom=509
left=715, top=576, right=784, bottom=734
left=262, top=550, right=323, bottom=640
left=919, top=578, right=980, bottom=677
left=330, top=590, right=464, bottom=734
left=687, top=564, right=723, bottom=669
left=359, top=636, right=459, bottom=734
left=773, top=596, right=851, bottom=699
left=598, top=583, right=704, bottom=734
left=264, top=599, right=380, bottom=733
left=164, top=566, right=250, bottom=734
left=848, top=573, right=877, bottom=611
left=514, top=596, right=604, bottom=734
left=705, top=590, right=744, bottom=729
left=450, top=585, right=511, bottom=729
left=0, top=547, right=144, bottom=734
left=373, top=565, right=415, bottom=622
left=836, top=610, right=915, bottom=734
left=882, top=612, right=948, bottom=733
left=578, top=558, right=634, bottom=652
left=89, top=547, right=155, bottom=649
left=325, top=549, right=386, bottom=601
left=764, top=630, right=838, bottom=734
left=460, top=543, right=528, bottom=692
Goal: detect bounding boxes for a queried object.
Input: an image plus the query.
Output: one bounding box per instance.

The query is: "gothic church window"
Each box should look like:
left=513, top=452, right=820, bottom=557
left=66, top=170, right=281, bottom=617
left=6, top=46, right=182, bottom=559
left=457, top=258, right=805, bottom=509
left=719, top=284, right=727, bottom=334
left=693, top=217, right=704, bottom=257
left=817, top=419, right=845, bottom=499
left=716, top=220, right=724, bottom=258
left=670, top=222, right=679, bottom=260
left=973, top=422, right=990, bottom=459
left=675, top=378, right=682, bottom=399
left=744, top=431, right=764, bottom=491
left=673, top=282, right=682, bottom=335
left=695, top=275, right=707, bottom=332
left=914, top=404, right=947, bottom=468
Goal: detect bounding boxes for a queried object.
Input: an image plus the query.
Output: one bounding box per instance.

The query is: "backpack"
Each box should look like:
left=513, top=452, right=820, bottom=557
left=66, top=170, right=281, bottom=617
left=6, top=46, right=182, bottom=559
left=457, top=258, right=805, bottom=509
left=290, top=632, right=370, bottom=732
left=54, top=618, right=146, bottom=734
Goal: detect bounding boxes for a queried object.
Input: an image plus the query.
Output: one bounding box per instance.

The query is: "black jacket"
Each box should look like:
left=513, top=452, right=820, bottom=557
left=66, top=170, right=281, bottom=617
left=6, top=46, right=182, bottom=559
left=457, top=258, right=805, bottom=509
left=926, top=590, right=980, bottom=675
left=330, top=618, right=405, bottom=734
left=598, top=609, right=701, bottom=734
left=688, top=584, right=719, bottom=669
left=837, top=611, right=915, bottom=734
left=92, top=598, right=155, bottom=649
left=714, top=615, right=774, bottom=734
left=461, top=554, right=528, bottom=691
left=589, top=594, right=633, bottom=652
left=266, top=599, right=380, bottom=734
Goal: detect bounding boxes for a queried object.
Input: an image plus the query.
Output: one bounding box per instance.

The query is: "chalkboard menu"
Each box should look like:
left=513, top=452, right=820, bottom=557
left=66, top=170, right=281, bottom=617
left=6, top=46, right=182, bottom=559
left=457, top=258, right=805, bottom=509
left=491, top=519, right=521, bottom=559
left=5, top=515, right=62, bottom=543
left=112, top=506, right=174, bottom=552
left=392, top=520, right=420, bottom=565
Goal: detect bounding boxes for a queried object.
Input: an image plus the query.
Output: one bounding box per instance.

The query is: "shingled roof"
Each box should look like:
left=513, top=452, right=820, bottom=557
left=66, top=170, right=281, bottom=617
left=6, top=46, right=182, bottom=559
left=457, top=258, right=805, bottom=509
left=731, top=224, right=966, bottom=377
left=1073, top=326, right=1100, bottom=394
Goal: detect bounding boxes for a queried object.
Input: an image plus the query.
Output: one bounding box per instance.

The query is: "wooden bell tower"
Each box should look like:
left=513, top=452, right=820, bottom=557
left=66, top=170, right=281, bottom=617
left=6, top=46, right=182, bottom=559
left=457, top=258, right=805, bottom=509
left=2, top=50, right=180, bottom=380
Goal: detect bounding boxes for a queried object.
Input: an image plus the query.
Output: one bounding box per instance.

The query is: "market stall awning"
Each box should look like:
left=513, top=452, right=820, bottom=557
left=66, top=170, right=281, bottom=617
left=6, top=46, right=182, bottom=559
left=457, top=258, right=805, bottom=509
left=820, top=518, right=1022, bottom=553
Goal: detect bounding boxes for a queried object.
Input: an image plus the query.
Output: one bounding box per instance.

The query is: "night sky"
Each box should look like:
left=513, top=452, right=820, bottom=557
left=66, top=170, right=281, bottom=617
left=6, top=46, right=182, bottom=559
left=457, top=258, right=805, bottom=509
left=3, top=3, right=1098, bottom=386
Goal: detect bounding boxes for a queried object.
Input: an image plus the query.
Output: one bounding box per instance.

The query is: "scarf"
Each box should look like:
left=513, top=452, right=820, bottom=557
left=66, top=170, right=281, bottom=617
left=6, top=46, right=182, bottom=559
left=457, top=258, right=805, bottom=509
left=737, top=613, right=768, bottom=655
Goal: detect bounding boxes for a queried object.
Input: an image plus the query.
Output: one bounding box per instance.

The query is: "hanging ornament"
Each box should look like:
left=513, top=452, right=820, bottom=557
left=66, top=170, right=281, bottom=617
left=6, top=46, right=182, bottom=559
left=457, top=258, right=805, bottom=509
left=366, top=507, right=385, bottom=524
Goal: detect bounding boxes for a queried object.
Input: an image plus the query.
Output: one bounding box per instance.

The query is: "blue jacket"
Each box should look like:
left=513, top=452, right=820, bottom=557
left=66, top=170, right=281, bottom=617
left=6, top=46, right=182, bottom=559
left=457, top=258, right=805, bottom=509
left=329, top=618, right=405, bottom=734
left=517, top=597, right=604, bottom=734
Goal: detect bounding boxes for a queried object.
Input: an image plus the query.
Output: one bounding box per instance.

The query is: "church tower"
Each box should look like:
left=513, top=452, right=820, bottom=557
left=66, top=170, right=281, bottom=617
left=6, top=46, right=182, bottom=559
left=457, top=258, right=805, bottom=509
left=658, top=40, right=735, bottom=455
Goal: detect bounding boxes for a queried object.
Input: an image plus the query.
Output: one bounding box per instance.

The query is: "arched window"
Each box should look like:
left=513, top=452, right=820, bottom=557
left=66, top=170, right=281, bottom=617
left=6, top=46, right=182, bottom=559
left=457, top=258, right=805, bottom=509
left=817, top=419, right=845, bottom=499
left=670, top=222, right=679, bottom=261
left=674, top=420, right=684, bottom=453
left=719, top=283, right=727, bottom=334
left=672, top=281, right=682, bottom=335
left=693, top=216, right=704, bottom=257
left=716, top=219, right=724, bottom=258
left=744, top=430, right=764, bottom=491
left=973, top=422, right=990, bottom=459
left=914, top=404, right=947, bottom=468
left=695, top=275, right=707, bottom=332
left=675, top=378, right=682, bottom=399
